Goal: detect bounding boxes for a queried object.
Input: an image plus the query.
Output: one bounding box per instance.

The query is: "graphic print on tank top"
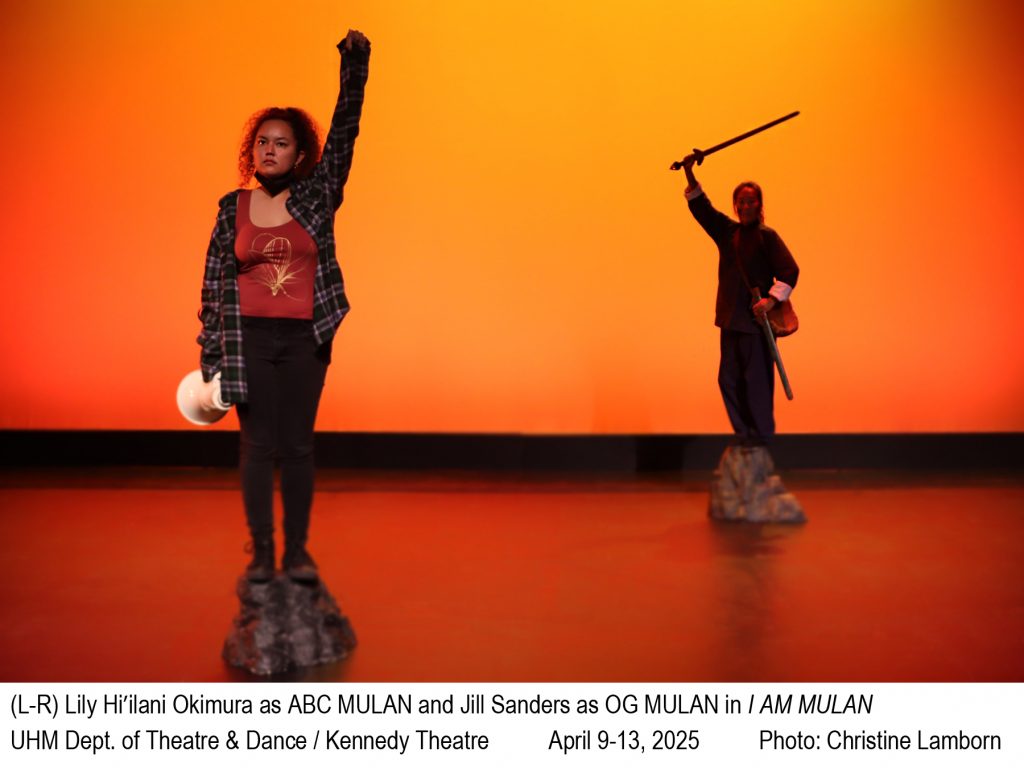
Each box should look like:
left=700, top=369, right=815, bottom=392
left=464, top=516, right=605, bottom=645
left=247, top=232, right=306, bottom=299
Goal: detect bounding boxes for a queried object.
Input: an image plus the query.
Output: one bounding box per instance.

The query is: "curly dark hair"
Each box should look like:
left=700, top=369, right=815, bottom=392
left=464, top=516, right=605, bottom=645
left=238, top=107, right=322, bottom=185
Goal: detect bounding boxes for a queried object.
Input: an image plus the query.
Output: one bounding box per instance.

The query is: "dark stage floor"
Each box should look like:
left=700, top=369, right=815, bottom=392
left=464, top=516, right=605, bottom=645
left=1, top=467, right=1022, bottom=682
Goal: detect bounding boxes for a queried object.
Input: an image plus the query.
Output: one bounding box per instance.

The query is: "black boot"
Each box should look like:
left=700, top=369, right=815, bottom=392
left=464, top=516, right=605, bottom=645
left=245, top=537, right=275, bottom=582
left=282, top=543, right=318, bottom=583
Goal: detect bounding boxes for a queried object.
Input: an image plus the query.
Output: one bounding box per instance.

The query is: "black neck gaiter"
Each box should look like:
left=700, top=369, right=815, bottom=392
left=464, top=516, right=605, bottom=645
left=254, top=170, right=294, bottom=197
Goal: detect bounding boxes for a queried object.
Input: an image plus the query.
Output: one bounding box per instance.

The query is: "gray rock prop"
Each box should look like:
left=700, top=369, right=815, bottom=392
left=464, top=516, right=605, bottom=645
left=709, top=445, right=805, bottom=523
left=223, top=575, right=356, bottom=676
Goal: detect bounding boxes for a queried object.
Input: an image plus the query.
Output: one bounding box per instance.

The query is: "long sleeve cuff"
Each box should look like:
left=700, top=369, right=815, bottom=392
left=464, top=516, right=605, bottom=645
left=769, top=281, right=793, bottom=302
left=685, top=183, right=704, bottom=201
left=337, top=36, right=371, bottom=55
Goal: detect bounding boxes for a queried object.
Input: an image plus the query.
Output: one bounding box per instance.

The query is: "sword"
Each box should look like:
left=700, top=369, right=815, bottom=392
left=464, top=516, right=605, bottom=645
left=669, top=111, right=800, bottom=170
left=752, top=288, right=794, bottom=401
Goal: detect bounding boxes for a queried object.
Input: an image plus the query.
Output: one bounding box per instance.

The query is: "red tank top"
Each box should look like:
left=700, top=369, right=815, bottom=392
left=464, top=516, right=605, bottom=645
left=235, top=190, right=317, bottom=319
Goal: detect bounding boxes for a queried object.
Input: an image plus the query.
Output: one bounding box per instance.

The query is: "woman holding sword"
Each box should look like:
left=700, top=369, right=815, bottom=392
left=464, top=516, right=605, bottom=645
left=679, top=152, right=799, bottom=446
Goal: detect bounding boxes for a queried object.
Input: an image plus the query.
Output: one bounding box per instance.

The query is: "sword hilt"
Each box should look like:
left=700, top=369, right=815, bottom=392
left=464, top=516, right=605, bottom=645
left=668, top=148, right=705, bottom=171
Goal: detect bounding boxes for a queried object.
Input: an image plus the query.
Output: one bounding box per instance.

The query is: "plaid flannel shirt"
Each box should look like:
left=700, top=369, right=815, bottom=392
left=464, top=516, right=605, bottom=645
left=197, top=41, right=370, bottom=404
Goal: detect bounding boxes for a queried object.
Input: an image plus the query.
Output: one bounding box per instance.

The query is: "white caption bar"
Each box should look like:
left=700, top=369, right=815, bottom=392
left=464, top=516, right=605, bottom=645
left=2, top=683, right=1020, bottom=767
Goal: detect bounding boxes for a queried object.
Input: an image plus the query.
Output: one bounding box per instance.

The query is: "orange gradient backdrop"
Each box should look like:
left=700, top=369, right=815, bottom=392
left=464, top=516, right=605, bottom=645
left=1, top=0, right=1022, bottom=433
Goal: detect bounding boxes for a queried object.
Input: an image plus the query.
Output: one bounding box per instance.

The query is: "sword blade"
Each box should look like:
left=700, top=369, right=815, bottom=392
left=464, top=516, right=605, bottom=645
left=702, top=111, right=800, bottom=158
left=670, top=111, right=799, bottom=170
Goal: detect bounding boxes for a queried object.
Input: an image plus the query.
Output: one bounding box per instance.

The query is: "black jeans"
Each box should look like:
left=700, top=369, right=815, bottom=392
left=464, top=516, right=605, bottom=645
left=718, top=328, right=775, bottom=445
left=236, top=316, right=330, bottom=548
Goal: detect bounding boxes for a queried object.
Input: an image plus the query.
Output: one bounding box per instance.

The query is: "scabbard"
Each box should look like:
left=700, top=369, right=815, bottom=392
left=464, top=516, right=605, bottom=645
left=760, top=317, right=794, bottom=401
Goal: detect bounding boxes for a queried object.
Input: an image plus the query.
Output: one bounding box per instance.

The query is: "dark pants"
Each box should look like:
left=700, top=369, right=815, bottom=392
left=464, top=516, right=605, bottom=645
left=236, top=316, right=330, bottom=548
left=718, top=328, right=775, bottom=444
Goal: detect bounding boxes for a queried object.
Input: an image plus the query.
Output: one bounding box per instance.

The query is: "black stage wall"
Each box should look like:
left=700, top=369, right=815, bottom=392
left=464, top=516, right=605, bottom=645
left=2, top=432, right=1022, bottom=472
